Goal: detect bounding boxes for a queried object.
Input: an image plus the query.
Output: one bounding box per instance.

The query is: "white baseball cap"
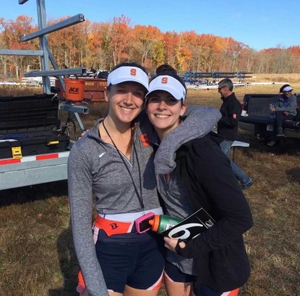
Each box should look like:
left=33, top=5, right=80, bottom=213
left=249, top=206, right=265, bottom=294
left=107, top=66, right=149, bottom=90
left=146, top=75, right=186, bottom=101
left=282, top=85, right=293, bottom=92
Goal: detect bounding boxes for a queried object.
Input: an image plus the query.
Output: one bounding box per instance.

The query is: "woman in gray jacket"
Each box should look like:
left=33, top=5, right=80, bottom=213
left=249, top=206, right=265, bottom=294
left=267, top=84, right=297, bottom=146
left=271, top=84, right=297, bottom=135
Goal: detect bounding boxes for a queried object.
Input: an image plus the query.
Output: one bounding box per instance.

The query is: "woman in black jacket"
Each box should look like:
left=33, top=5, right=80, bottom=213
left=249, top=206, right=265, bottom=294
left=146, top=65, right=253, bottom=296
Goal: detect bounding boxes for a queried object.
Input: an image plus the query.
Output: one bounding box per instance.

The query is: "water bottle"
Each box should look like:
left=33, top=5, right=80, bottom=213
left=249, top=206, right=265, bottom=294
left=270, top=104, right=275, bottom=119
left=149, top=215, right=182, bottom=234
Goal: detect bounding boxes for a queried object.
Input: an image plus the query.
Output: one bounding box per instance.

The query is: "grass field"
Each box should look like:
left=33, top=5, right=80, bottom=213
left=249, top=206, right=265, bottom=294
left=1, top=75, right=300, bottom=296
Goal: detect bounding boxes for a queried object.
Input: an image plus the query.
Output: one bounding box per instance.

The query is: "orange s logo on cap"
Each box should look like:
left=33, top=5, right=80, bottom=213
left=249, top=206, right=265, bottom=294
left=161, top=77, right=168, bottom=84
left=130, top=68, right=137, bottom=76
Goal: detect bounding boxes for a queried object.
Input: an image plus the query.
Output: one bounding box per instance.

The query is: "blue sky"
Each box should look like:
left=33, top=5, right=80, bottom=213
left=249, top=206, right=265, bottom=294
left=2, top=0, right=300, bottom=51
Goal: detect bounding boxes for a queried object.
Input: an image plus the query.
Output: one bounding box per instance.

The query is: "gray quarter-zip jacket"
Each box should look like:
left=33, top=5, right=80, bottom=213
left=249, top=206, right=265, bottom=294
left=68, top=114, right=158, bottom=296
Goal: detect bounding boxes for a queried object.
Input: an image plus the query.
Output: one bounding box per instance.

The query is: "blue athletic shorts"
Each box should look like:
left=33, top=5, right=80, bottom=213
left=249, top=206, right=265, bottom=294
left=95, top=230, right=165, bottom=293
left=164, top=260, right=196, bottom=283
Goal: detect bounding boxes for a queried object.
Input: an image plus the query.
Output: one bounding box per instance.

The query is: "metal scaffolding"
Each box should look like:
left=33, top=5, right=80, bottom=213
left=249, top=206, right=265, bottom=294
left=0, top=0, right=86, bottom=94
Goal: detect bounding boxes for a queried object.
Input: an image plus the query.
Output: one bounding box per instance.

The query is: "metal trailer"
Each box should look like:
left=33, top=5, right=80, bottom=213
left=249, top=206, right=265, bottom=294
left=0, top=0, right=88, bottom=190
left=0, top=152, right=69, bottom=190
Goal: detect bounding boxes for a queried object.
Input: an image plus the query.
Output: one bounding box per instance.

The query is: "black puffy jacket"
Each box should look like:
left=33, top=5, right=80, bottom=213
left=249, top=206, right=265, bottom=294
left=175, top=133, right=253, bottom=292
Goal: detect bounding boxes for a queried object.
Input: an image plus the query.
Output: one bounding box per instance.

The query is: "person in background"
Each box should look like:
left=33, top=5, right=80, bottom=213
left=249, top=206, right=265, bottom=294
left=217, top=78, right=253, bottom=190
left=145, top=65, right=253, bottom=296
left=267, top=84, right=297, bottom=146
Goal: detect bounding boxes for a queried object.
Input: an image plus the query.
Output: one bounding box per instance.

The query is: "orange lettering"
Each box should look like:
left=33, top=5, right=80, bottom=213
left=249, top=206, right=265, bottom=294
left=161, top=77, right=168, bottom=84
left=140, top=133, right=150, bottom=147
left=130, top=68, right=137, bottom=76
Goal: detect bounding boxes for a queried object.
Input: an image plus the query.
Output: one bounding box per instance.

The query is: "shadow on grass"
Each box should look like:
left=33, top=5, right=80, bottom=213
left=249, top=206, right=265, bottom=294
left=286, top=167, right=300, bottom=184
left=0, top=180, right=68, bottom=206
left=237, top=132, right=300, bottom=156
left=49, top=222, right=79, bottom=296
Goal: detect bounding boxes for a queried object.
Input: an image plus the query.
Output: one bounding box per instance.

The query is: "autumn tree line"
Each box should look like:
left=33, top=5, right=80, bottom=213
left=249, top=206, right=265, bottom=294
left=1, top=15, right=300, bottom=80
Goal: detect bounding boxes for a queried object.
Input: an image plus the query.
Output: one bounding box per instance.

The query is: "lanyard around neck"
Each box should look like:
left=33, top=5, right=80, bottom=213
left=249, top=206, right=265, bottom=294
left=102, top=120, right=144, bottom=210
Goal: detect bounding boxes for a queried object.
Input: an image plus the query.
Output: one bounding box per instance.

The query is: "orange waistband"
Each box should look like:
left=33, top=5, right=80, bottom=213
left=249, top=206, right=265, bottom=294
left=94, top=215, right=135, bottom=236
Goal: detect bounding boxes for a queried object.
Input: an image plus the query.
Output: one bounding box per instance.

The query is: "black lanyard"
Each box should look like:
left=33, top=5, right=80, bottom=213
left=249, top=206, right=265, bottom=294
left=102, top=120, right=144, bottom=210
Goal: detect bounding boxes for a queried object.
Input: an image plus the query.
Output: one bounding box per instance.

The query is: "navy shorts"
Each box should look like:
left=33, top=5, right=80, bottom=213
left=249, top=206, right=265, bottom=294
left=95, top=230, right=165, bottom=293
left=164, top=260, right=196, bottom=283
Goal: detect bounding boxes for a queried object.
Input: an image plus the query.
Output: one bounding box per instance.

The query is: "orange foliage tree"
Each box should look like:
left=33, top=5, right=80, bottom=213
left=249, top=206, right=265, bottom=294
left=88, top=22, right=110, bottom=70
left=47, top=17, right=89, bottom=69
left=132, top=25, right=163, bottom=69
left=109, top=15, right=134, bottom=66
left=0, top=15, right=37, bottom=79
left=1, top=14, right=300, bottom=78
